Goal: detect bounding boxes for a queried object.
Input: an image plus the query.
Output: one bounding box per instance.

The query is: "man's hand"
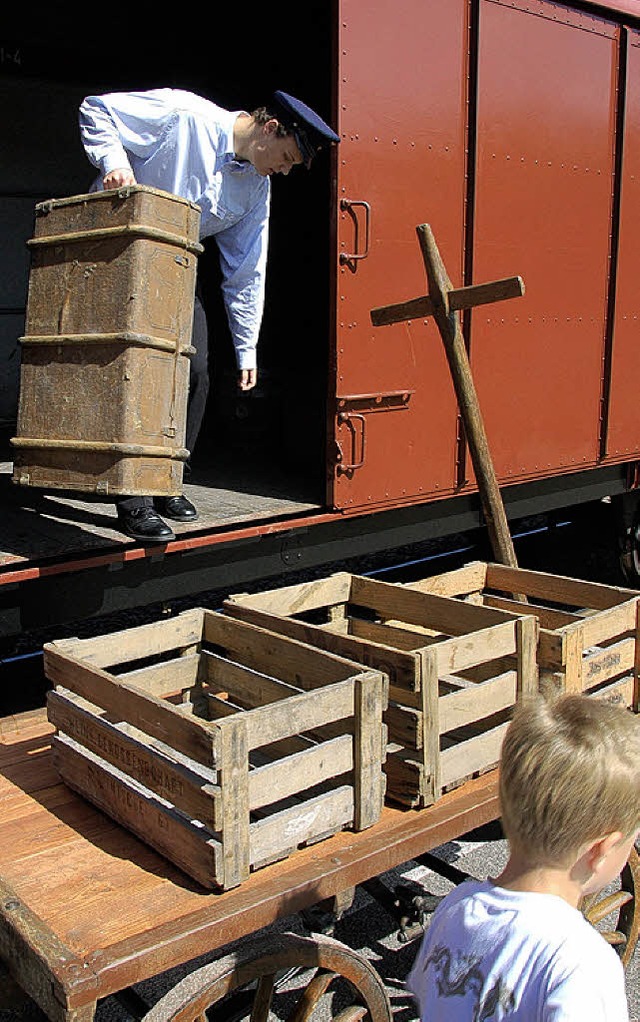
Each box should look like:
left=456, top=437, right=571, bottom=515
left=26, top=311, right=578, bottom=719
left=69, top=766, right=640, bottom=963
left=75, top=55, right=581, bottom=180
left=238, top=368, right=258, bottom=391
left=103, top=168, right=136, bottom=190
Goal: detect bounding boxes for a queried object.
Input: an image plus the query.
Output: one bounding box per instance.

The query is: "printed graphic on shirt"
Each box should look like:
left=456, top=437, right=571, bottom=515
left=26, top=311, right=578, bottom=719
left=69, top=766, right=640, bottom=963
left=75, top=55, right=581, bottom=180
left=421, top=943, right=516, bottom=1020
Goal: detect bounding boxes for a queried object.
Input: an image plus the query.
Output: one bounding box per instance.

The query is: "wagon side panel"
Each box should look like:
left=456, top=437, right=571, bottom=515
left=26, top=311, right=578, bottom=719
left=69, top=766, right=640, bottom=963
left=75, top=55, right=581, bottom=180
left=604, top=27, right=640, bottom=460
left=330, top=0, right=470, bottom=510
left=471, top=0, right=620, bottom=484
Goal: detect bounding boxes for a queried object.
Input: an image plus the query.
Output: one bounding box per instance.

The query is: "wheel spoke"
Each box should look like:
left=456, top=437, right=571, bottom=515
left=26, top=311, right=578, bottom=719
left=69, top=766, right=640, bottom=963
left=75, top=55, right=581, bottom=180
left=285, top=969, right=336, bottom=1022
left=581, top=846, right=640, bottom=968
left=584, top=890, right=632, bottom=926
left=250, top=974, right=277, bottom=1022
left=333, top=1008, right=369, bottom=1022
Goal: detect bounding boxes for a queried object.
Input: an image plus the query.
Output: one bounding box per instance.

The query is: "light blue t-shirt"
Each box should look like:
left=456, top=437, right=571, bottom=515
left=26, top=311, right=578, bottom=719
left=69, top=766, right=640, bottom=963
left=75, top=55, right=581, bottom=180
left=407, top=879, right=628, bottom=1021
left=79, top=89, right=270, bottom=370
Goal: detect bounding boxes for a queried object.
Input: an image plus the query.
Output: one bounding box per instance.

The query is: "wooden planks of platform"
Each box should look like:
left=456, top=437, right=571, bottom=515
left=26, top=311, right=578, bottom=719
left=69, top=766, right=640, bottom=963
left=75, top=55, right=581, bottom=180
left=0, top=458, right=320, bottom=568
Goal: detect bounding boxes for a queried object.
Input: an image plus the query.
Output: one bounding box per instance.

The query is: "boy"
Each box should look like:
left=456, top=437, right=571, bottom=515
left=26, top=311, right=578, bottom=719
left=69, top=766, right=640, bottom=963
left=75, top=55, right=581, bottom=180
left=407, top=694, right=640, bottom=1020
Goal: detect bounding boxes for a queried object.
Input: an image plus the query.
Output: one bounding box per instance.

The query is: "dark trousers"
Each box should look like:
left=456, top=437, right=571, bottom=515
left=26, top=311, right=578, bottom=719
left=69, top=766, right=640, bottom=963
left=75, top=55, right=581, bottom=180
left=117, top=291, right=209, bottom=513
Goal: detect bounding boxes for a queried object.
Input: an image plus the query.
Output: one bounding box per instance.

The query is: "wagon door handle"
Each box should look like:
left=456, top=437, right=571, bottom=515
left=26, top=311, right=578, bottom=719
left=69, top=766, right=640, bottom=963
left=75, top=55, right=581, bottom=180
left=340, top=199, right=371, bottom=271
left=336, top=412, right=366, bottom=473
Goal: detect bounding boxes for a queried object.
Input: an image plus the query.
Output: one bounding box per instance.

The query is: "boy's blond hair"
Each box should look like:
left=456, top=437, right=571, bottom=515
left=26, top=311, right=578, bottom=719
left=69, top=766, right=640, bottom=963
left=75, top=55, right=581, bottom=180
left=499, top=694, right=640, bottom=867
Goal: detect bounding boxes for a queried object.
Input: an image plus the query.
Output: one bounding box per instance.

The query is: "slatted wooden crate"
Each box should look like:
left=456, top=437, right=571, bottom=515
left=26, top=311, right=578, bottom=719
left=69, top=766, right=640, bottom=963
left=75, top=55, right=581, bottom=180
left=224, top=573, right=539, bottom=808
left=43, top=609, right=387, bottom=890
left=404, top=562, right=640, bottom=707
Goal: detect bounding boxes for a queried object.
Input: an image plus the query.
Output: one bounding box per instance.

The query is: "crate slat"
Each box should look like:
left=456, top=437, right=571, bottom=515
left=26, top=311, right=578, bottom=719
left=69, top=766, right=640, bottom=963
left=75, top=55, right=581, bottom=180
left=438, top=672, right=517, bottom=734
left=51, top=609, right=205, bottom=667
left=119, top=654, right=202, bottom=698
left=52, top=733, right=222, bottom=889
left=432, top=622, right=517, bottom=675
left=45, top=648, right=217, bottom=768
left=202, top=650, right=303, bottom=708
left=241, top=682, right=356, bottom=750
left=440, top=722, right=509, bottom=790
left=349, top=574, right=518, bottom=636
left=248, top=735, right=353, bottom=810
left=484, top=563, right=637, bottom=610
left=249, top=787, right=355, bottom=871
left=578, top=600, right=638, bottom=649
left=47, top=688, right=219, bottom=827
left=231, top=573, right=353, bottom=617
left=484, top=595, right=578, bottom=630
left=348, top=617, right=442, bottom=650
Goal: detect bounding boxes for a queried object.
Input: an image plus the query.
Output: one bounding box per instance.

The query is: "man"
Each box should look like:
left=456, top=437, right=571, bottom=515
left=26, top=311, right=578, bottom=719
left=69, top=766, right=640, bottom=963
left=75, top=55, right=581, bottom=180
left=79, top=87, right=339, bottom=542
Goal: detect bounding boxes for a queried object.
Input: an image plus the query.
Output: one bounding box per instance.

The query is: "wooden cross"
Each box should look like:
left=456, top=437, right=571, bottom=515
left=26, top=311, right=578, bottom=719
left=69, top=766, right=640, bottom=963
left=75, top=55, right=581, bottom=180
left=370, top=223, right=525, bottom=568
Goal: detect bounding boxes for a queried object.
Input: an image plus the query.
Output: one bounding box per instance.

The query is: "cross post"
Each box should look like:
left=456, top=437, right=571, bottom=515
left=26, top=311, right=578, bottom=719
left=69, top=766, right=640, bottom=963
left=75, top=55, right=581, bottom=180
left=370, top=223, right=525, bottom=569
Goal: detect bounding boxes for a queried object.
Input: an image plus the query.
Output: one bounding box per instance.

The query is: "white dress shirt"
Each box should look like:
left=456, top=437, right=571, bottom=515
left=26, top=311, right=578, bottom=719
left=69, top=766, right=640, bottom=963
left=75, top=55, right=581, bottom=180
left=79, top=89, right=270, bottom=370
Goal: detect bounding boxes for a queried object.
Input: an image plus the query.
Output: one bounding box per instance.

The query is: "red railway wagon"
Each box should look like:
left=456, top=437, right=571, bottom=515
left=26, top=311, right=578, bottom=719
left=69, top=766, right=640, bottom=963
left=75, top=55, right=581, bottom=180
left=1, top=0, right=640, bottom=655
left=337, top=0, right=640, bottom=508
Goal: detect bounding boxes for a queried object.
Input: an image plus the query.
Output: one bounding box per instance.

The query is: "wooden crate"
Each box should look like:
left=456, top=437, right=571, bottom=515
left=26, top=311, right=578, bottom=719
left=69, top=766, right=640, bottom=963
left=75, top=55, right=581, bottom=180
left=224, top=573, right=539, bottom=808
left=404, top=561, right=640, bottom=707
left=43, top=609, right=387, bottom=891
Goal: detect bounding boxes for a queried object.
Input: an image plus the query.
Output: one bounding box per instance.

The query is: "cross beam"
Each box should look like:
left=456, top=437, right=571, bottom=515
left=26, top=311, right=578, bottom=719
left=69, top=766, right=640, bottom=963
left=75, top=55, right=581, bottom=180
left=371, top=274, right=524, bottom=327
left=370, top=223, right=525, bottom=569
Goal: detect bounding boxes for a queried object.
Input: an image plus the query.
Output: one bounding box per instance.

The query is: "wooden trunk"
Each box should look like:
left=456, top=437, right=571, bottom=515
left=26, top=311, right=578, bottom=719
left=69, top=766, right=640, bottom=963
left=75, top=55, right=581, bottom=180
left=404, top=562, right=640, bottom=707
left=12, top=186, right=202, bottom=497
left=43, top=610, right=387, bottom=891
left=224, top=573, right=539, bottom=808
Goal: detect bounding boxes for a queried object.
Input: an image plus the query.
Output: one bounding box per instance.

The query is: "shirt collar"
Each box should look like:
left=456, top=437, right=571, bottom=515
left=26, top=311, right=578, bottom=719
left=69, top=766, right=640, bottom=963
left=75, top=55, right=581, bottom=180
left=217, top=109, right=254, bottom=172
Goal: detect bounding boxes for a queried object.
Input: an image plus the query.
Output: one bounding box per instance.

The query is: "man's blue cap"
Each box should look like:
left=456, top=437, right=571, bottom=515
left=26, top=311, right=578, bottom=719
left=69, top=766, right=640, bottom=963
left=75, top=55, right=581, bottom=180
left=271, top=90, right=340, bottom=167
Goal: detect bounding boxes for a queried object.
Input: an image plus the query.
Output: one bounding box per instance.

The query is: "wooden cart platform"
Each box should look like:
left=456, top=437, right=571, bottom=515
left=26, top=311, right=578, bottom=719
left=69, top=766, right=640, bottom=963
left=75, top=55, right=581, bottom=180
left=0, top=709, right=498, bottom=1022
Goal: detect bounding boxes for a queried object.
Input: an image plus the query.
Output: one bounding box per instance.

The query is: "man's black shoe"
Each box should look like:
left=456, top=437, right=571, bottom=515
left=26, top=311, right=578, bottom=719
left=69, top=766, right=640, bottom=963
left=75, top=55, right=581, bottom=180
left=154, top=495, right=199, bottom=522
left=118, top=506, right=175, bottom=543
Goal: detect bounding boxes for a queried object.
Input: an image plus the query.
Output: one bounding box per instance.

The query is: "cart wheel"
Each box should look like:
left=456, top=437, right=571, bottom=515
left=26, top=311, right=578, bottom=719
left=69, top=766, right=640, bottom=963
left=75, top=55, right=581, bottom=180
left=581, top=845, right=640, bottom=968
left=141, top=931, right=393, bottom=1022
